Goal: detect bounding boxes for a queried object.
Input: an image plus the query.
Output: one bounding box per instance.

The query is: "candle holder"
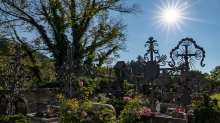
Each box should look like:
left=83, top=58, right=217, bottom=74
left=46, top=105, right=54, bottom=118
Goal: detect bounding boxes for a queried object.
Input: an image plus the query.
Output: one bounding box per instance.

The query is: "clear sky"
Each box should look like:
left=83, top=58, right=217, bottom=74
left=114, top=0, right=220, bottom=74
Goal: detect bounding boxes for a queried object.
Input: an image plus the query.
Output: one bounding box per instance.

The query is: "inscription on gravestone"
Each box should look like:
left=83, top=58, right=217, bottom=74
left=0, top=95, right=9, bottom=116
left=14, top=98, right=28, bottom=116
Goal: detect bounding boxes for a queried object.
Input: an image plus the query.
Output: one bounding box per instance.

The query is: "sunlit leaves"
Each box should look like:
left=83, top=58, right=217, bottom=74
left=0, top=0, right=141, bottom=68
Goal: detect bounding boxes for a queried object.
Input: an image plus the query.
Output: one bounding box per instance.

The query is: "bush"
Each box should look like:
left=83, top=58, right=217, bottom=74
left=159, top=106, right=167, bottom=113
left=193, top=92, right=220, bottom=123
left=57, top=94, right=116, bottom=123
left=0, top=113, right=31, bottom=123
left=117, top=98, right=147, bottom=123
left=106, top=99, right=127, bottom=118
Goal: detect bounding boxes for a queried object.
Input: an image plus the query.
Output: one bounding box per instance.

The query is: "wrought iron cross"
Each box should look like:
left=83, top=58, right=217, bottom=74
left=142, top=37, right=168, bottom=112
left=170, top=37, right=205, bottom=113
left=56, top=45, right=82, bottom=97
left=170, top=37, right=205, bottom=71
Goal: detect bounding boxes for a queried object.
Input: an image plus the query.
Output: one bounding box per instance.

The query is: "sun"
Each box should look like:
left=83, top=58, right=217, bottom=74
left=163, top=9, right=179, bottom=22
left=151, top=0, right=194, bottom=38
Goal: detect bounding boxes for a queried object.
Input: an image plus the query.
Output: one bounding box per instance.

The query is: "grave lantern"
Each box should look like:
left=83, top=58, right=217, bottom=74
left=46, top=105, right=54, bottom=115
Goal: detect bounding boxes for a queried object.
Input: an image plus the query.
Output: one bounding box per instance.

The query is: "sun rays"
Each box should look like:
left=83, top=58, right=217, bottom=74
left=151, top=0, right=197, bottom=40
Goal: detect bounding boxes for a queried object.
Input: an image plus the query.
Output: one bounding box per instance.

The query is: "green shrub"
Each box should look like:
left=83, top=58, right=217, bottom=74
left=57, top=94, right=116, bottom=123
left=193, top=92, right=220, bottom=123
left=106, top=99, right=127, bottom=118
left=0, top=113, right=31, bottom=123
left=159, top=106, right=167, bottom=113
left=117, top=98, right=145, bottom=123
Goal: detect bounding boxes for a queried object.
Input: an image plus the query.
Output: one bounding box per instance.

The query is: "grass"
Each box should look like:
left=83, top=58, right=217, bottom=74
left=210, top=93, right=220, bottom=107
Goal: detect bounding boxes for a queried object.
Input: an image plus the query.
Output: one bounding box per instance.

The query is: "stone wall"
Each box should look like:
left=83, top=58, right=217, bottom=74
left=0, top=88, right=62, bottom=113
left=19, top=88, right=62, bottom=113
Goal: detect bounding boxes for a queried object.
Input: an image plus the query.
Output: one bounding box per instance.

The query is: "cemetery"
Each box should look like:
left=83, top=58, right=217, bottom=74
left=0, top=36, right=219, bottom=123
left=0, top=1, right=220, bottom=123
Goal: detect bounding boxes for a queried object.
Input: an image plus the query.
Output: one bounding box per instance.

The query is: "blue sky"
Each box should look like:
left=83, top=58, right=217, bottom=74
left=114, top=0, right=220, bottom=74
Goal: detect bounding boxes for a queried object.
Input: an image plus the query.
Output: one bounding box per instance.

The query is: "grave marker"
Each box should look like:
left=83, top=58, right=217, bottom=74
left=0, top=95, right=9, bottom=116
left=14, top=97, right=28, bottom=115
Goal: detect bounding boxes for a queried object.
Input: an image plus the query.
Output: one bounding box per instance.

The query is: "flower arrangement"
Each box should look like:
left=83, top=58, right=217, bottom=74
left=175, top=108, right=185, bottom=113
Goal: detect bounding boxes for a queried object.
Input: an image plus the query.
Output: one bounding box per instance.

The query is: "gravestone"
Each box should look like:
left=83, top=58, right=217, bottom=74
left=14, top=97, right=28, bottom=116
left=0, top=95, right=9, bottom=116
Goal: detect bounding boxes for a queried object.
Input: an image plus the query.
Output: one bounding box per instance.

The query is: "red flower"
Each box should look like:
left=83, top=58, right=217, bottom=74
left=79, top=81, right=83, bottom=86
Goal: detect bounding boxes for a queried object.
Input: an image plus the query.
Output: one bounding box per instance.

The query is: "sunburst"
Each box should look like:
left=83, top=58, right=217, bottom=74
left=152, top=0, right=196, bottom=38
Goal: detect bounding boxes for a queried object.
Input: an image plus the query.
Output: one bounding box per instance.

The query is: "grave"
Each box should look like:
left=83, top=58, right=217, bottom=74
left=0, top=95, right=9, bottom=116
left=14, top=97, right=28, bottom=116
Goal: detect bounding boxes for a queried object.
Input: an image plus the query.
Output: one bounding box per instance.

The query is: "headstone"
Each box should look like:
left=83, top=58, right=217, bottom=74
left=0, top=95, right=9, bottom=116
left=14, top=97, right=28, bottom=115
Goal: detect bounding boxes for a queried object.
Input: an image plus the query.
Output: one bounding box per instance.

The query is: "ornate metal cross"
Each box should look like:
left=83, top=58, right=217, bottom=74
left=56, top=45, right=83, bottom=97
left=170, top=37, right=205, bottom=112
left=170, top=37, right=205, bottom=71
left=141, top=37, right=168, bottom=112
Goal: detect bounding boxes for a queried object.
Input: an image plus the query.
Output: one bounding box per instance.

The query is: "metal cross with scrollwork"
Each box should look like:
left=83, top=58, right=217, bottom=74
left=170, top=37, right=205, bottom=113
left=138, top=37, right=169, bottom=112
left=170, top=37, right=205, bottom=71
left=56, top=45, right=83, bottom=98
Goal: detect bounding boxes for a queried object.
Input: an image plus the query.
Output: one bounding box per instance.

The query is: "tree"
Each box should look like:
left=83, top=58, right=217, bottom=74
left=0, top=0, right=141, bottom=69
left=0, top=38, right=55, bottom=88
left=193, top=92, right=220, bottom=123
left=210, top=66, right=220, bottom=82
left=204, top=66, right=220, bottom=90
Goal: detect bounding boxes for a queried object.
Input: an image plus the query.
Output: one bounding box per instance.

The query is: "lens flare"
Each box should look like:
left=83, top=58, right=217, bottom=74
left=150, top=0, right=196, bottom=39
left=163, top=9, right=179, bottom=22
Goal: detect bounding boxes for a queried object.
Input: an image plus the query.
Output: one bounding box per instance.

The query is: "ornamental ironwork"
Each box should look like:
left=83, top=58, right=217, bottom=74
left=56, top=45, right=84, bottom=98
left=170, top=37, right=205, bottom=70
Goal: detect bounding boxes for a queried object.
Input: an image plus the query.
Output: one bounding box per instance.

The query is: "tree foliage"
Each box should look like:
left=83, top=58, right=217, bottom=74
left=0, top=38, right=55, bottom=88
left=210, top=66, right=220, bottom=82
left=0, top=0, right=141, bottom=69
left=193, top=92, right=220, bottom=123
